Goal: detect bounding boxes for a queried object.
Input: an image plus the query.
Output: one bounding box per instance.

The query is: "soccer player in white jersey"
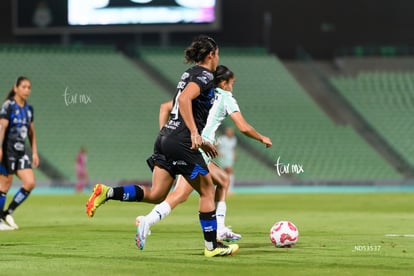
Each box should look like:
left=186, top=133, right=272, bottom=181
left=136, top=65, right=272, bottom=248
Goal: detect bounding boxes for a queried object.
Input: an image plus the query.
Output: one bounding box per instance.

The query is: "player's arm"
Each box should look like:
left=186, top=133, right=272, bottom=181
left=178, top=82, right=203, bottom=149
left=0, top=118, right=9, bottom=160
left=229, top=111, right=272, bottom=148
left=29, top=122, right=39, bottom=167
left=159, top=100, right=173, bottom=130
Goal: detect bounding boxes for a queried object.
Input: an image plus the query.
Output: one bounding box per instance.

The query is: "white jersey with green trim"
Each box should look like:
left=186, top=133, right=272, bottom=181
left=201, top=87, right=240, bottom=144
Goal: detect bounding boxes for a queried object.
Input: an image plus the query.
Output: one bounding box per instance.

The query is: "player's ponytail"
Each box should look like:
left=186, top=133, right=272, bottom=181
left=214, top=65, right=234, bottom=85
left=184, top=35, right=218, bottom=64
left=6, top=89, right=15, bottom=100
left=5, top=76, right=29, bottom=101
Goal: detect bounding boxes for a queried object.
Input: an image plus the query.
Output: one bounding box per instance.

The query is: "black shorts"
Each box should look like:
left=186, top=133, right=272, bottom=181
left=0, top=153, right=32, bottom=175
left=146, top=134, right=209, bottom=180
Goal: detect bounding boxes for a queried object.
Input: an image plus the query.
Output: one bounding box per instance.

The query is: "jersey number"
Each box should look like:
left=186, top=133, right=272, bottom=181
left=170, top=90, right=182, bottom=120
left=10, top=158, right=28, bottom=171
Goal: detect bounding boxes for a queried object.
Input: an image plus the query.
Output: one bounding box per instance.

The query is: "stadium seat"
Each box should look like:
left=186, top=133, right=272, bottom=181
left=331, top=71, right=414, bottom=168
left=0, top=45, right=169, bottom=182
left=139, top=47, right=401, bottom=181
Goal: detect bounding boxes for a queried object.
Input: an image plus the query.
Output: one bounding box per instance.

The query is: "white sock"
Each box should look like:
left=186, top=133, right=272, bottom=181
left=216, top=201, right=226, bottom=233
left=145, top=201, right=171, bottom=226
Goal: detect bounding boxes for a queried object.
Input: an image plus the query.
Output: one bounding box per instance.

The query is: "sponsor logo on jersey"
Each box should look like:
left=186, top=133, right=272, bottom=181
left=172, top=160, right=187, bottom=166
left=14, top=142, right=25, bottom=151
left=197, top=75, right=208, bottom=84
left=13, top=118, right=28, bottom=125
left=197, top=70, right=214, bottom=85
left=165, top=120, right=181, bottom=130
left=20, top=126, right=28, bottom=139
left=202, top=70, right=213, bottom=81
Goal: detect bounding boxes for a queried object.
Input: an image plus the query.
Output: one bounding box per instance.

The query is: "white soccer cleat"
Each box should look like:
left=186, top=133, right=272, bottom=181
left=135, top=216, right=151, bottom=250
left=0, top=219, right=14, bottom=231
left=5, top=215, right=19, bottom=230
left=217, top=226, right=242, bottom=242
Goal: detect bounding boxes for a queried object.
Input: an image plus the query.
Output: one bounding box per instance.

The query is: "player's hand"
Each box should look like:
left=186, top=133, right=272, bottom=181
left=200, top=141, right=218, bottom=158
left=191, top=133, right=203, bottom=150
left=0, top=148, right=2, bottom=161
left=262, top=136, right=272, bottom=148
left=32, top=152, right=40, bottom=167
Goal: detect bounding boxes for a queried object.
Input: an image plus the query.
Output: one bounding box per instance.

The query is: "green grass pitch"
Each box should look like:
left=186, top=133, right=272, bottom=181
left=0, top=192, right=413, bottom=275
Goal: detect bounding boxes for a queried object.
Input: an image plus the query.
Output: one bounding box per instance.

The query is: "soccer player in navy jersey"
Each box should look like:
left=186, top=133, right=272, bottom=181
left=0, top=76, right=39, bottom=230
left=136, top=65, right=272, bottom=246
left=86, top=35, right=238, bottom=257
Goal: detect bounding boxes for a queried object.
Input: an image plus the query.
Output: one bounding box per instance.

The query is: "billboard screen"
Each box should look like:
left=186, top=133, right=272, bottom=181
left=68, top=0, right=216, bottom=25
left=13, top=0, right=220, bottom=35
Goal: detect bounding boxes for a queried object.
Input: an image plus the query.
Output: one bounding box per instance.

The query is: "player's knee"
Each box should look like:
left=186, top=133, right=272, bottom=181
left=146, top=192, right=166, bottom=204
left=199, top=186, right=216, bottom=199
left=0, top=178, right=13, bottom=192
left=23, top=181, right=36, bottom=191
left=214, top=173, right=230, bottom=190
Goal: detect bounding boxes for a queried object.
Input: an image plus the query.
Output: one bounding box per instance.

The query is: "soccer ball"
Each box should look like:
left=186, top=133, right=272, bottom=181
left=269, top=221, right=299, bottom=247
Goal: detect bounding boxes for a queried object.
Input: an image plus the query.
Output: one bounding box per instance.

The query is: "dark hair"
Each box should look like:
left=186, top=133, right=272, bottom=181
left=6, top=76, right=30, bottom=100
left=184, top=35, right=218, bottom=64
left=214, top=65, right=234, bottom=86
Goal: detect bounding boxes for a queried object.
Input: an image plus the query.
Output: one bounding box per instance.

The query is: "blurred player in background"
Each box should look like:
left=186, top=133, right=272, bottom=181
left=86, top=35, right=239, bottom=257
left=0, top=76, right=39, bottom=230
left=75, top=146, right=88, bottom=193
left=136, top=65, right=272, bottom=246
left=216, top=127, right=237, bottom=194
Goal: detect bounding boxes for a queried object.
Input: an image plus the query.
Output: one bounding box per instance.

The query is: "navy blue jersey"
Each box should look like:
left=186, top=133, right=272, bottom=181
left=160, top=65, right=215, bottom=140
left=0, top=98, right=34, bottom=156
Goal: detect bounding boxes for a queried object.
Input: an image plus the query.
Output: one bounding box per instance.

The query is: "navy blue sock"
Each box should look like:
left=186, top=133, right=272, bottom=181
left=110, top=185, right=144, bottom=202
left=199, top=210, right=218, bottom=250
left=6, top=188, right=30, bottom=215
